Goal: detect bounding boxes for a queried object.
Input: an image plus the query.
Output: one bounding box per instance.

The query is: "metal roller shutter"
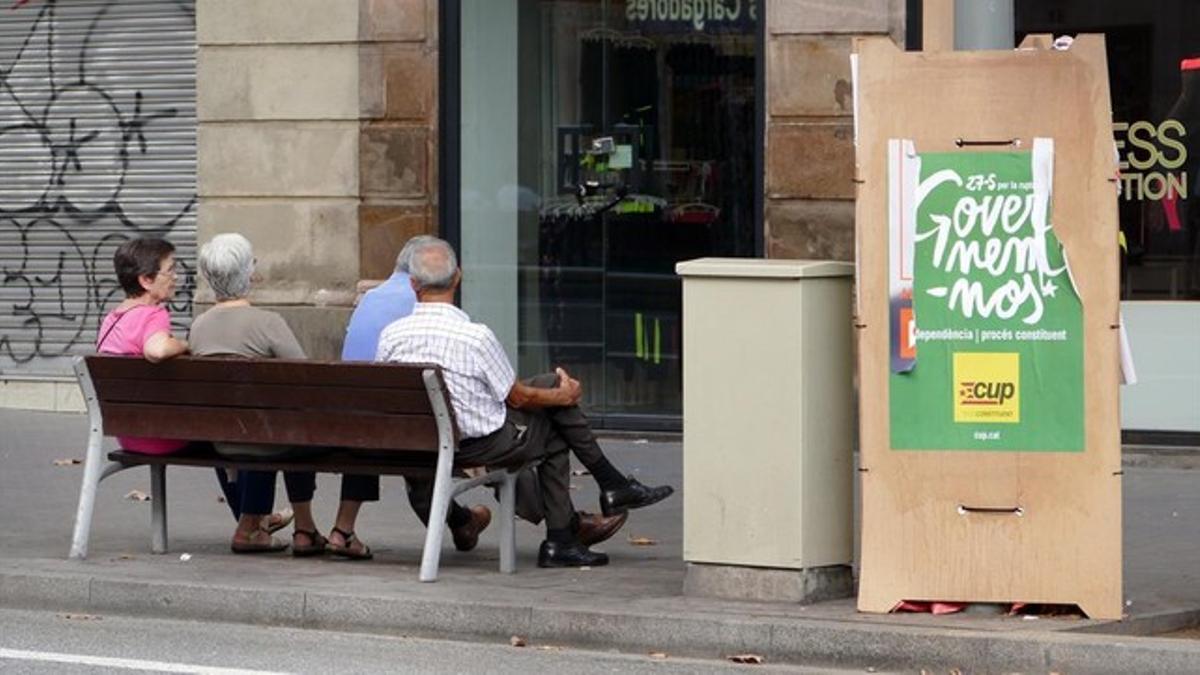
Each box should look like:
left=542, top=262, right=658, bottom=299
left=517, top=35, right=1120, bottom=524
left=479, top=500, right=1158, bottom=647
left=0, top=0, right=196, bottom=377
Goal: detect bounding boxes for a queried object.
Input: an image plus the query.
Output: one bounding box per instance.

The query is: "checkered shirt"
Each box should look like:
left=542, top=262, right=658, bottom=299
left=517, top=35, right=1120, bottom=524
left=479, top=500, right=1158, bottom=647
left=376, top=302, right=516, bottom=439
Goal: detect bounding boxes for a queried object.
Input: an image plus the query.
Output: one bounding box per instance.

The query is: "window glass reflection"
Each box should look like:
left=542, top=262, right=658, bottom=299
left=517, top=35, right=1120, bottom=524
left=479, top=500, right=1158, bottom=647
left=461, top=0, right=759, bottom=425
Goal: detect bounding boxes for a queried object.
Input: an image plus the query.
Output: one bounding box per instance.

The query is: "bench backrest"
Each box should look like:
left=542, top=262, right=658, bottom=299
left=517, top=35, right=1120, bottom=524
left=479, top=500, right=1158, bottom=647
left=80, top=355, right=458, bottom=452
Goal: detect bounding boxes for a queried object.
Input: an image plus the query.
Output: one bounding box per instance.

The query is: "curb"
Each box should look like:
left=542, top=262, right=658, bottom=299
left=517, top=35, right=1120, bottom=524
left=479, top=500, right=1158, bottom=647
left=2, top=570, right=1200, bottom=672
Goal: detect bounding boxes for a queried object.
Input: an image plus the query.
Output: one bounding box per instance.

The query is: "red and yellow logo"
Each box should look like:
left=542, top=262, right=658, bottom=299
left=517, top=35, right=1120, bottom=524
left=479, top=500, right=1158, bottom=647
left=953, top=352, right=1020, bottom=423
left=899, top=307, right=916, bottom=360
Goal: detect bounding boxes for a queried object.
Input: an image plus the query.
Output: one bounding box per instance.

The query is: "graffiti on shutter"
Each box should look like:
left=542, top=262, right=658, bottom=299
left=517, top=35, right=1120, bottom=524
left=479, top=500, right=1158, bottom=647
left=0, top=0, right=197, bottom=375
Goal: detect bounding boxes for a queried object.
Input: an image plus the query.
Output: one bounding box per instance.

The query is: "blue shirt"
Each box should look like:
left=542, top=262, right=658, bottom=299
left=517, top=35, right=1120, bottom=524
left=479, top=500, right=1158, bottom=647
left=341, top=272, right=417, bottom=361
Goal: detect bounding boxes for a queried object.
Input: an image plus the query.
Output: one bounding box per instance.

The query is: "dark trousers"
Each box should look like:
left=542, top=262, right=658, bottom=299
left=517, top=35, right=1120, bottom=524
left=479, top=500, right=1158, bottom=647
left=216, top=469, right=380, bottom=519
left=517, top=373, right=608, bottom=469
left=407, top=372, right=610, bottom=531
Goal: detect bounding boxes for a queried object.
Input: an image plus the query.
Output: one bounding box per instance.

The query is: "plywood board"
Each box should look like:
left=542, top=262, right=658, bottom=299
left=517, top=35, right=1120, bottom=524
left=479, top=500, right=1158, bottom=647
left=921, top=0, right=954, bottom=52
left=853, top=36, right=1122, bottom=619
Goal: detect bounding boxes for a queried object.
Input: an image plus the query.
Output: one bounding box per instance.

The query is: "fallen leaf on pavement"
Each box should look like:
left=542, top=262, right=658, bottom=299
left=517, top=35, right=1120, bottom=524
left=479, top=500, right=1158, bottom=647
left=216, top=495, right=226, bottom=503
left=648, top=652, right=668, bottom=660
left=628, top=535, right=658, bottom=546
left=727, top=653, right=764, bottom=665
left=509, top=635, right=527, bottom=647
left=118, top=554, right=135, bottom=561
left=124, top=490, right=150, bottom=502
left=53, top=458, right=81, bottom=466
left=571, top=469, right=590, bottom=476
left=60, top=613, right=100, bottom=621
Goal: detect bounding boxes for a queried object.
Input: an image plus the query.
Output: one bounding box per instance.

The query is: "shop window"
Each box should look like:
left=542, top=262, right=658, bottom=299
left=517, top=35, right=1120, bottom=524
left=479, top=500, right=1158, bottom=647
left=448, top=0, right=761, bottom=427
left=1018, top=0, right=1200, bottom=300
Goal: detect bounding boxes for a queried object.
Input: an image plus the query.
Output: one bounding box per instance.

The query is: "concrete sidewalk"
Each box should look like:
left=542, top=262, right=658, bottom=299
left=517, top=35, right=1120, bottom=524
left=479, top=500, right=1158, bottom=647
left=2, top=409, right=1200, bottom=672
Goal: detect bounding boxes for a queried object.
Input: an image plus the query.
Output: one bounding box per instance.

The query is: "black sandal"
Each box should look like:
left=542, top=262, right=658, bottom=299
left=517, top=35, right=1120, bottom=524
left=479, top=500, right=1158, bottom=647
left=292, top=529, right=328, bottom=557
left=328, top=527, right=373, bottom=560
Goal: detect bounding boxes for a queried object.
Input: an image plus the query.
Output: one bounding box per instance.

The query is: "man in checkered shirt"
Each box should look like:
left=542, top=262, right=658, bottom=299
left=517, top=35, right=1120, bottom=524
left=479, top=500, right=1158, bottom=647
left=377, top=237, right=674, bottom=568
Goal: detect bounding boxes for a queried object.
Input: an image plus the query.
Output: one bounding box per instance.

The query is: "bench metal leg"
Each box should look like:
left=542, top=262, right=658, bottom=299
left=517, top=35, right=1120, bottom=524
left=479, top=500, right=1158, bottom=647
left=498, top=471, right=517, bottom=574
left=419, top=476, right=452, bottom=582
left=149, top=465, right=168, bottom=554
left=69, top=429, right=106, bottom=560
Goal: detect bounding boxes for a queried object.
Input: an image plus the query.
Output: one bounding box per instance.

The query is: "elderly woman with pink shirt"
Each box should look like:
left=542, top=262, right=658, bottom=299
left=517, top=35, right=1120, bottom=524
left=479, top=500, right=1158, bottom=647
left=95, top=237, right=190, bottom=456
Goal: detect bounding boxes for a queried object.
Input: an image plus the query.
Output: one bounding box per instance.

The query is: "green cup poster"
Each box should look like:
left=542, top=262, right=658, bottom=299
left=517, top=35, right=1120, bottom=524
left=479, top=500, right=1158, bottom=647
left=887, top=138, right=1084, bottom=451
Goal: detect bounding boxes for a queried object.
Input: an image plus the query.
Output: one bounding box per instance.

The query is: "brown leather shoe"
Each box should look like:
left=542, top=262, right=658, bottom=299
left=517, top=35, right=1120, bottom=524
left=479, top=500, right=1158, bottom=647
left=452, top=505, right=492, bottom=552
left=577, top=510, right=628, bottom=546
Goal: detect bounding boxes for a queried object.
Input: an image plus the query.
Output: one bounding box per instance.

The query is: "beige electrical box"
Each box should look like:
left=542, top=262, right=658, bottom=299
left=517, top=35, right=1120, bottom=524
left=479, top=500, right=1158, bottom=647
left=676, top=258, right=855, bottom=570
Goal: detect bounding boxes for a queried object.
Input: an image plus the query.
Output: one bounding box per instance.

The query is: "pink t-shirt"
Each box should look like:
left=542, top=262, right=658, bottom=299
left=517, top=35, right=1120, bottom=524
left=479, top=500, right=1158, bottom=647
left=96, top=305, right=187, bottom=455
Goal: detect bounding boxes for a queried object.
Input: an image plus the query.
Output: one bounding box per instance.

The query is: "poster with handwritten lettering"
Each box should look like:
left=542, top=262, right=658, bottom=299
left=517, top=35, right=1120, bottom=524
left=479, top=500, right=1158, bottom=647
left=888, top=138, right=1084, bottom=451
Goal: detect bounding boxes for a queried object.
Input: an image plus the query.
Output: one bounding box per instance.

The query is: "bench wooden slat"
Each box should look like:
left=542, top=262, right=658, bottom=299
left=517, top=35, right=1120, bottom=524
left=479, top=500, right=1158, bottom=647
left=107, top=449, right=444, bottom=478
left=98, top=402, right=440, bottom=451
left=85, top=355, right=434, bottom=389
left=95, top=379, right=433, bottom=415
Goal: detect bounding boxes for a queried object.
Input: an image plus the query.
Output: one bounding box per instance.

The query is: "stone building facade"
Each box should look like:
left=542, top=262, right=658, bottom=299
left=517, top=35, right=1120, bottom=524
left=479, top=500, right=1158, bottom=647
left=196, top=0, right=903, bottom=357
left=1, top=0, right=906, bottom=419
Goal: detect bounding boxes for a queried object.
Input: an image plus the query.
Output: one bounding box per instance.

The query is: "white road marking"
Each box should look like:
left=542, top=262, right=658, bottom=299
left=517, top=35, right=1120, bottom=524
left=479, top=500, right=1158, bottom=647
left=0, top=648, right=292, bottom=674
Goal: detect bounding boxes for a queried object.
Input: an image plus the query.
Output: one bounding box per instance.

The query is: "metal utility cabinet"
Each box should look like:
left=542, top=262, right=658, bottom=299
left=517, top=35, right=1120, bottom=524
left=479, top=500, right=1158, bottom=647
left=675, top=258, right=855, bottom=602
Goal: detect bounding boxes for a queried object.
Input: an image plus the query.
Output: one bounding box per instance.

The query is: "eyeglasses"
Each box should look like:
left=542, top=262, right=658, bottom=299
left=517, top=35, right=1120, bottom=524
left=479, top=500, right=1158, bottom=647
left=156, top=262, right=179, bottom=278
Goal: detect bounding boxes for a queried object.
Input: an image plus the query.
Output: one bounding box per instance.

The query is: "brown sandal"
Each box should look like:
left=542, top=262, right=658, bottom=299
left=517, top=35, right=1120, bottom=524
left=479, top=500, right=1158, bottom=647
left=328, top=527, right=373, bottom=560
left=292, top=529, right=328, bottom=557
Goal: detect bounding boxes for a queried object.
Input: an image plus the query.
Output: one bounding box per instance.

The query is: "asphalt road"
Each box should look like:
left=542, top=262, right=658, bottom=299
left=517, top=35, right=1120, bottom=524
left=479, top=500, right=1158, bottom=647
left=0, top=608, right=869, bottom=674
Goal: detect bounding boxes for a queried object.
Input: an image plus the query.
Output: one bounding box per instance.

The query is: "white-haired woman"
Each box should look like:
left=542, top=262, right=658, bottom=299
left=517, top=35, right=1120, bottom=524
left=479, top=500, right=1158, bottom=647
left=190, top=234, right=377, bottom=558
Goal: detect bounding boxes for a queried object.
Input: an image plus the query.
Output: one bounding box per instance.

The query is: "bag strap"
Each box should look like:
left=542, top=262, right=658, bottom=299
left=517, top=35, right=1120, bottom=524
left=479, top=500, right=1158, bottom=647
left=96, top=305, right=149, bottom=352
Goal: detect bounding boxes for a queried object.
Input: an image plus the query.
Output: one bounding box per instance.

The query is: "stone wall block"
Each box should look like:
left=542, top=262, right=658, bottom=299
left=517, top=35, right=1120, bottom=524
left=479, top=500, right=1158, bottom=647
left=0, top=380, right=55, bottom=411
left=360, top=0, right=427, bottom=42
left=384, top=46, right=435, bottom=121
left=768, top=36, right=853, bottom=118
left=358, top=205, right=434, bottom=279
left=360, top=125, right=429, bottom=199
left=767, top=123, right=855, bottom=200
left=767, top=0, right=889, bottom=35
left=198, top=0, right=358, bottom=45
left=198, top=123, right=359, bottom=197
left=198, top=45, right=359, bottom=121
left=258, top=306, right=355, bottom=361
left=360, top=45, right=386, bottom=120
left=197, top=199, right=360, bottom=304
left=766, top=200, right=855, bottom=261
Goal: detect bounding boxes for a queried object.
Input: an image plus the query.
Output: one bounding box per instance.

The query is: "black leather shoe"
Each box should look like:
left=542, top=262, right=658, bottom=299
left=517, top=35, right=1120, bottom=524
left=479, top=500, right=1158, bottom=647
left=537, top=540, right=610, bottom=568
left=600, top=477, right=675, bottom=516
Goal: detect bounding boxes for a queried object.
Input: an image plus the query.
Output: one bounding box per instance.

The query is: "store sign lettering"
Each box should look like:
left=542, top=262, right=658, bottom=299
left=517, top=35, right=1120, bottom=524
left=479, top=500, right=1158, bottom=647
left=1114, top=120, right=1188, bottom=201
left=625, top=0, right=757, bottom=32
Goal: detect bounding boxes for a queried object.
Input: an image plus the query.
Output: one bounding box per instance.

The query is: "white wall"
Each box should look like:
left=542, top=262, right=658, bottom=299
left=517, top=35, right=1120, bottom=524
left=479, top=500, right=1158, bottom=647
left=460, top=0, right=520, bottom=362
left=1121, top=301, right=1200, bottom=432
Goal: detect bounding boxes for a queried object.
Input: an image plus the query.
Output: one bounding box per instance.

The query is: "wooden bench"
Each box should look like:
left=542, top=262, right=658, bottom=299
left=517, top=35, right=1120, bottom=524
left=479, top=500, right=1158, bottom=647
left=69, top=354, right=521, bottom=582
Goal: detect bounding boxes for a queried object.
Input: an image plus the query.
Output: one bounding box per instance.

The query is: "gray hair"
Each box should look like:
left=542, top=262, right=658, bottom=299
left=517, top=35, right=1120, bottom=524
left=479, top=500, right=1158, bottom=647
left=407, top=237, right=459, bottom=292
left=395, top=234, right=439, bottom=274
left=198, top=233, right=254, bottom=301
